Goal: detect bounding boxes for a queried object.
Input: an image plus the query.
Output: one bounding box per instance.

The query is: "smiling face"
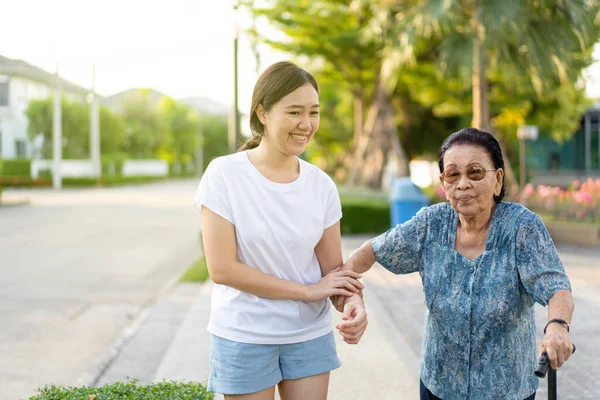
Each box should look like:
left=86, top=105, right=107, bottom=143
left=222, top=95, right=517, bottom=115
left=256, top=83, right=320, bottom=156
left=440, top=145, right=504, bottom=217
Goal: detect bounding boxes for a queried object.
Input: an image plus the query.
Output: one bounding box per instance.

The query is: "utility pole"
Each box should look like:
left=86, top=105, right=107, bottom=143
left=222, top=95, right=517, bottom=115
left=52, top=64, right=62, bottom=189
left=90, top=64, right=101, bottom=179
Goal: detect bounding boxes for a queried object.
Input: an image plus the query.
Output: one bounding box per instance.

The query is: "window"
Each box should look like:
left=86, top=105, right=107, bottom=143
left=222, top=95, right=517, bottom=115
left=15, top=140, right=26, bottom=157
left=0, top=81, right=8, bottom=106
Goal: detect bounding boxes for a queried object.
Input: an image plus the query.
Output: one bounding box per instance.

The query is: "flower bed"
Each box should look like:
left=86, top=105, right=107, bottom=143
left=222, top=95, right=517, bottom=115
left=522, top=178, right=600, bottom=224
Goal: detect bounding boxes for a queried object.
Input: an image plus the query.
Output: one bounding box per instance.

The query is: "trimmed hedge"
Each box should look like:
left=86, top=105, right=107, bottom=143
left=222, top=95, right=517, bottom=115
left=0, top=158, right=3, bottom=200
left=0, top=175, right=166, bottom=188
left=0, top=158, right=31, bottom=177
left=340, top=196, right=391, bottom=234
left=31, top=379, right=213, bottom=399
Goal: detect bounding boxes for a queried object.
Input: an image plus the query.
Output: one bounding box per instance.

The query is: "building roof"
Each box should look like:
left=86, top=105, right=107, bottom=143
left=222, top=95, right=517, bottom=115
left=0, top=55, right=89, bottom=95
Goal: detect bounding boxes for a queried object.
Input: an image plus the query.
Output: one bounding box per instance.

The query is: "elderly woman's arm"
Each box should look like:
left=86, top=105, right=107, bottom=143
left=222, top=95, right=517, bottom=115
left=540, top=289, right=575, bottom=369
left=342, top=239, right=377, bottom=274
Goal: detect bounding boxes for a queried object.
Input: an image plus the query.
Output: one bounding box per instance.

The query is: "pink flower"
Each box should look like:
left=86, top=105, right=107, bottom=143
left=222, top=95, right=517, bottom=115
left=523, top=184, right=534, bottom=198
left=437, top=186, right=446, bottom=198
left=574, top=191, right=593, bottom=204
left=572, top=180, right=581, bottom=189
left=537, top=185, right=552, bottom=198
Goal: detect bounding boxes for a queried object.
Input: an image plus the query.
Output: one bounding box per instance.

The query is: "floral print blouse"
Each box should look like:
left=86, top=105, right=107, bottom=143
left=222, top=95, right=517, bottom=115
left=371, top=202, right=571, bottom=399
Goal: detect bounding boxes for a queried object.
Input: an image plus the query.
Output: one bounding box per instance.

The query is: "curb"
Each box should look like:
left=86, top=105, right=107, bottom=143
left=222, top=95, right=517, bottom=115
left=76, top=259, right=199, bottom=387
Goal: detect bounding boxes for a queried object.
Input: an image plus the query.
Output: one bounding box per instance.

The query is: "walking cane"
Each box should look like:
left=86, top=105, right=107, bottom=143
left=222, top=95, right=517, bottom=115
left=534, top=344, right=576, bottom=400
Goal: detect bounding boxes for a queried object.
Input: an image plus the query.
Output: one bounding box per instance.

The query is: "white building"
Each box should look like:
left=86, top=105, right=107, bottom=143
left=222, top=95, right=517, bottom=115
left=0, top=55, right=88, bottom=159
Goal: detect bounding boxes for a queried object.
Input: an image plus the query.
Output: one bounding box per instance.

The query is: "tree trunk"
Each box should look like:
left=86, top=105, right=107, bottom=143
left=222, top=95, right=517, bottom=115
left=472, top=30, right=518, bottom=198
left=353, top=91, right=364, bottom=142
left=472, top=34, right=491, bottom=132
left=346, top=82, right=408, bottom=188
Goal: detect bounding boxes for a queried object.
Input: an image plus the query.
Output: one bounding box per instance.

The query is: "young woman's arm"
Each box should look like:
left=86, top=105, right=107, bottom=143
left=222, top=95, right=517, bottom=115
left=201, top=206, right=362, bottom=302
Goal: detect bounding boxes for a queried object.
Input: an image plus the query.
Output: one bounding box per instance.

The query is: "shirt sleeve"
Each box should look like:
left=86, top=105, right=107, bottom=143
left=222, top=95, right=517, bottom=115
left=323, top=178, right=342, bottom=229
left=192, top=160, right=234, bottom=224
left=516, top=212, right=571, bottom=306
left=370, top=206, right=428, bottom=275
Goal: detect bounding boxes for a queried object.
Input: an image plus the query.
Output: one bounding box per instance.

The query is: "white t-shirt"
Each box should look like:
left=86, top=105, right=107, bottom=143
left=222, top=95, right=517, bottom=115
left=192, top=150, right=343, bottom=344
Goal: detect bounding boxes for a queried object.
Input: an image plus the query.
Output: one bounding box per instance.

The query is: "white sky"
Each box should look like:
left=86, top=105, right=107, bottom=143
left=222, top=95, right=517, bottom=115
left=2, top=0, right=600, bottom=113
left=0, top=0, right=287, bottom=113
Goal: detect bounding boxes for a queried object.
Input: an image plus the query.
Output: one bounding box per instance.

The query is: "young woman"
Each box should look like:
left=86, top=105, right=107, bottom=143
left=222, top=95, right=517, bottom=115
left=193, top=61, right=368, bottom=400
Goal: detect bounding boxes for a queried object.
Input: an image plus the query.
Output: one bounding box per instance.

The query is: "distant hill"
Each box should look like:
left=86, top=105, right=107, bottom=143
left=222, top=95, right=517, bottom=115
left=100, top=88, right=169, bottom=112
left=180, top=96, right=228, bottom=116
left=101, top=89, right=229, bottom=117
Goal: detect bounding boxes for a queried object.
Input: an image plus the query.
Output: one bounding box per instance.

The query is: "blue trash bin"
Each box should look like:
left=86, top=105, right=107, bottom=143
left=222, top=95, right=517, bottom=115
left=389, top=177, right=429, bottom=227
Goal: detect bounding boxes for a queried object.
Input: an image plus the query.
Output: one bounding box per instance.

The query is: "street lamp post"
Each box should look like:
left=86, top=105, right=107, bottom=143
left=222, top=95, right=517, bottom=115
left=517, top=125, right=538, bottom=203
left=229, top=7, right=241, bottom=153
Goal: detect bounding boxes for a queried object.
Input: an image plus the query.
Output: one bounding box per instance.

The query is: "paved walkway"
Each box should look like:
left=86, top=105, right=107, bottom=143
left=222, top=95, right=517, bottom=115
left=0, top=180, right=203, bottom=400
left=95, top=237, right=600, bottom=400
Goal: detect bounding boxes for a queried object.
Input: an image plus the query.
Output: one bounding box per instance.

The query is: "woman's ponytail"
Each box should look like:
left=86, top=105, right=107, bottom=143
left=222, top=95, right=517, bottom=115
left=238, top=134, right=262, bottom=151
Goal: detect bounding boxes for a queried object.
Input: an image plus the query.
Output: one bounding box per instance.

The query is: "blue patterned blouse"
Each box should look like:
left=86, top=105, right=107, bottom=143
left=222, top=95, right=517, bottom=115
left=371, top=201, right=571, bottom=400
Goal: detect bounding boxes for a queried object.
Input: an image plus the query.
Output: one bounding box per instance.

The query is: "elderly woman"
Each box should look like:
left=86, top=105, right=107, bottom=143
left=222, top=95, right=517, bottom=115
left=339, top=128, right=574, bottom=399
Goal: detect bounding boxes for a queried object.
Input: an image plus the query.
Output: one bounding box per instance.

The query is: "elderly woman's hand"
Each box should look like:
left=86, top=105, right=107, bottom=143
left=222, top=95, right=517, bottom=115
left=539, top=324, right=574, bottom=369
left=336, top=294, right=368, bottom=344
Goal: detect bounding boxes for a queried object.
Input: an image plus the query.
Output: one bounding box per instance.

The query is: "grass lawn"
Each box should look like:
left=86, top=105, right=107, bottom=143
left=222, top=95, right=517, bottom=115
left=180, top=256, right=210, bottom=283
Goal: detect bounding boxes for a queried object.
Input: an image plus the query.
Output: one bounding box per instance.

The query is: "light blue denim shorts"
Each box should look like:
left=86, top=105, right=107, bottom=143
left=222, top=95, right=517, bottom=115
left=208, top=331, right=341, bottom=395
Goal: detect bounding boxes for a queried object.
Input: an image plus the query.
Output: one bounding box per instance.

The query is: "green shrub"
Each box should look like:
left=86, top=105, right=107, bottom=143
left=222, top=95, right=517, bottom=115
left=0, top=158, right=3, bottom=200
left=340, top=196, right=391, bottom=234
left=0, top=176, right=51, bottom=187
left=101, top=152, right=129, bottom=177
left=31, top=379, right=213, bottom=399
left=0, top=158, right=31, bottom=177
left=0, top=175, right=164, bottom=188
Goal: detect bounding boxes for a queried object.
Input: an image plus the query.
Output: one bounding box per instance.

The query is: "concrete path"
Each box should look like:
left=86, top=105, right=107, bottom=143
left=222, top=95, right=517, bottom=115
left=97, top=237, right=600, bottom=400
left=0, top=179, right=203, bottom=400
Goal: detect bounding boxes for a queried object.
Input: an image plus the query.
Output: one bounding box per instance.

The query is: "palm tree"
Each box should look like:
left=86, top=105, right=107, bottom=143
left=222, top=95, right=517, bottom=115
left=396, top=0, right=600, bottom=191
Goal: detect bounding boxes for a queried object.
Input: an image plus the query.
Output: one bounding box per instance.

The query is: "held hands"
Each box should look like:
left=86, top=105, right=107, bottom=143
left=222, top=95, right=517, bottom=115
left=306, top=267, right=363, bottom=302
left=538, top=324, right=574, bottom=369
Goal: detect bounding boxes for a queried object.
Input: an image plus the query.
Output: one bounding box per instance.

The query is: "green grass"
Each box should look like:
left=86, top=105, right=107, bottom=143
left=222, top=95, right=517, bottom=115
left=180, top=256, right=210, bottom=283
left=31, top=379, right=213, bottom=399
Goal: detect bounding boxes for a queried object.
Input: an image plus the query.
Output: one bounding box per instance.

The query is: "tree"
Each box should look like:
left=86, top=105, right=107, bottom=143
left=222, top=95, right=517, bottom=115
left=394, top=0, right=600, bottom=191
left=158, top=97, right=201, bottom=169
left=25, top=97, right=126, bottom=159
left=99, top=105, right=127, bottom=155
left=198, top=115, right=229, bottom=171
left=120, top=92, right=169, bottom=158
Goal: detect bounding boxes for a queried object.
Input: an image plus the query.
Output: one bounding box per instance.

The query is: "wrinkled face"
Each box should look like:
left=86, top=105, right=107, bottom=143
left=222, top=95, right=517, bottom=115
left=256, top=83, right=320, bottom=156
left=440, top=145, right=504, bottom=217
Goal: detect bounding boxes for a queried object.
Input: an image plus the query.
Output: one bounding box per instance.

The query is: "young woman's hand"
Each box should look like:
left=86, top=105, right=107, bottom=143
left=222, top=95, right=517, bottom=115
left=306, top=268, right=363, bottom=302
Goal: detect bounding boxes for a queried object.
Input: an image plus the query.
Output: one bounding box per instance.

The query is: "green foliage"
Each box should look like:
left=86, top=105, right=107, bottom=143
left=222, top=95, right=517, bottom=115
left=305, top=78, right=354, bottom=173
left=246, top=0, right=382, bottom=96
left=0, top=158, right=3, bottom=200
left=199, top=115, right=229, bottom=171
left=25, top=97, right=127, bottom=159
left=340, top=196, right=391, bottom=234
left=0, top=176, right=51, bottom=187
left=0, top=159, right=31, bottom=177
left=180, top=257, right=210, bottom=283
left=159, top=97, right=201, bottom=166
left=31, top=379, right=213, bottom=399
left=100, top=105, right=127, bottom=154
left=121, top=92, right=169, bottom=158
left=101, top=152, right=129, bottom=177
